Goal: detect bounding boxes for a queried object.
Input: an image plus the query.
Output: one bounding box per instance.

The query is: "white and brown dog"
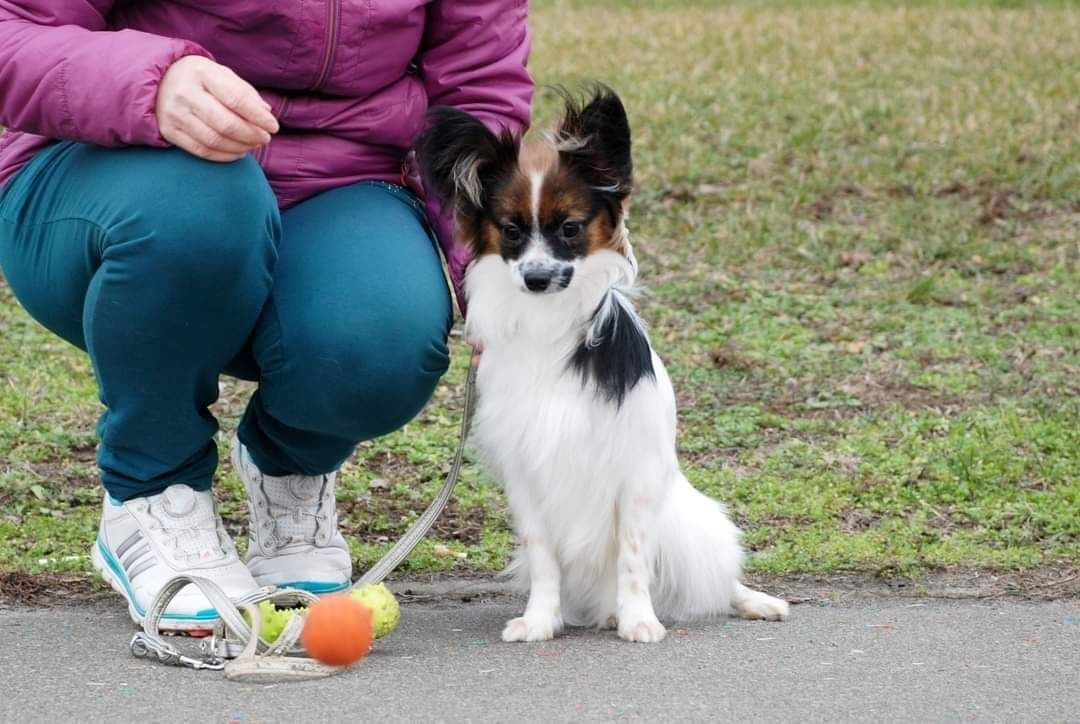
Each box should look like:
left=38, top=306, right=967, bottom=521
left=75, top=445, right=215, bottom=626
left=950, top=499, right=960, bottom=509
left=418, top=88, right=789, bottom=643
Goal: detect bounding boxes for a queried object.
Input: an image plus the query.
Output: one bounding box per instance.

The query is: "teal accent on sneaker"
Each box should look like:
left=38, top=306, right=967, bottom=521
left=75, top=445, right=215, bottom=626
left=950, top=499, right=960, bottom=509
left=95, top=538, right=218, bottom=621
left=277, top=580, right=350, bottom=594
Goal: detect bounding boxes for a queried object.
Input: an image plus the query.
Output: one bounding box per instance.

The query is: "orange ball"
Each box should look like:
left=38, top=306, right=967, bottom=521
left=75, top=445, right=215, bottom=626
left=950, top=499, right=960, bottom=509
left=300, top=594, right=374, bottom=667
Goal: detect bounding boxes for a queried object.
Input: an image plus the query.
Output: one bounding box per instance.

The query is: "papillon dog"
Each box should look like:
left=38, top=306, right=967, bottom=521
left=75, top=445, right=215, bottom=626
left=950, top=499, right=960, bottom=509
left=417, top=87, right=789, bottom=643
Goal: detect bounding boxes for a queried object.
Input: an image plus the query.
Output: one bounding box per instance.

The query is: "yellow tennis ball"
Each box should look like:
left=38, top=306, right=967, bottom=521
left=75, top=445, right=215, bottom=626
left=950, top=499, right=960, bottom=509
left=243, top=600, right=301, bottom=644
left=350, top=583, right=400, bottom=639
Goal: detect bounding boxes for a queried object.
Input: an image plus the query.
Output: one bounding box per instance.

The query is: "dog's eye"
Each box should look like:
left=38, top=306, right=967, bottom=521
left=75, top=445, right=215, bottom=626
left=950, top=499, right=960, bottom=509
left=502, top=224, right=522, bottom=242
left=561, top=221, right=582, bottom=239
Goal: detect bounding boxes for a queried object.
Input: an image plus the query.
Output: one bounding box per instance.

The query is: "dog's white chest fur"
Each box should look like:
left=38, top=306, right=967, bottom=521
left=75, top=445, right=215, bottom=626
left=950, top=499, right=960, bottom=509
left=472, top=337, right=675, bottom=560
left=474, top=340, right=676, bottom=480
left=467, top=253, right=677, bottom=491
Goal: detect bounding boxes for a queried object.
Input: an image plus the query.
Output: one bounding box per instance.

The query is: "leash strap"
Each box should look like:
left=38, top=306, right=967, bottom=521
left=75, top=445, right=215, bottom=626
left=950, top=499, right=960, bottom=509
left=130, top=357, right=478, bottom=680
left=356, top=360, right=477, bottom=586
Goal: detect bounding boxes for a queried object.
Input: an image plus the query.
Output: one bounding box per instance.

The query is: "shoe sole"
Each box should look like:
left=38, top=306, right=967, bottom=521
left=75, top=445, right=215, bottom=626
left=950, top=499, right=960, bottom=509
left=91, top=539, right=219, bottom=633
left=259, top=579, right=351, bottom=595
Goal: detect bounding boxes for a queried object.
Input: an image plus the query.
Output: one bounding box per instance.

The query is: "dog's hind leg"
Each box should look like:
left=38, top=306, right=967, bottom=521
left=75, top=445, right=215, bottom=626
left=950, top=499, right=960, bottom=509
left=731, top=581, right=790, bottom=621
left=615, top=492, right=666, bottom=643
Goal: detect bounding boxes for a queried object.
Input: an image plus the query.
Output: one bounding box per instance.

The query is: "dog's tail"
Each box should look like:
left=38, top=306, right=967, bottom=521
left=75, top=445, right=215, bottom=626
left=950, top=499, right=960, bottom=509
left=651, top=474, right=745, bottom=620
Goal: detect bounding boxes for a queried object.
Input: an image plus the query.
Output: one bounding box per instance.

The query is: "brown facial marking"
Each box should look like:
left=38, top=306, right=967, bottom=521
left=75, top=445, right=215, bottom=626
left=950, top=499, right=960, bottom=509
left=585, top=212, right=618, bottom=255
left=456, top=135, right=633, bottom=260
left=477, top=218, right=502, bottom=255
left=493, top=171, right=533, bottom=223
left=540, top=177, right=593, bottom=238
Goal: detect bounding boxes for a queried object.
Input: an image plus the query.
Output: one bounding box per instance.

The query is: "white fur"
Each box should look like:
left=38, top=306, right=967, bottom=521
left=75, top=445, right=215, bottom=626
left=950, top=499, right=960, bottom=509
left=465, top=249, right=790, bottom=642
left=528, top=169, right=544, bottom=234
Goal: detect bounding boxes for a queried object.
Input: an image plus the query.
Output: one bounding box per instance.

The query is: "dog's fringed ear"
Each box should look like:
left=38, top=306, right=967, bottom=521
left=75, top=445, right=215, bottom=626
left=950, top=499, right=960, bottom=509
left=416, top=107, right=519, bottom=216
left=555, top=85, right=633, bottom=203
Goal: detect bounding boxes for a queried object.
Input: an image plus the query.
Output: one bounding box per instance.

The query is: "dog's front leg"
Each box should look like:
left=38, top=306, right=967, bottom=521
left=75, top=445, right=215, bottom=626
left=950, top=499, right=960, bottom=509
left=502, top=534, right=563, bottom=642
left=615, top=492, right=666, bottom=643
left=501, top=490, right=564, bottom=642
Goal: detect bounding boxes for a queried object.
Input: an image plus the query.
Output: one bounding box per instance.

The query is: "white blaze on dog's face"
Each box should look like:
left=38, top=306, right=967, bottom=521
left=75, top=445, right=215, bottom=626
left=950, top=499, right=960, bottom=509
left=418, top=88, right=635, bottom=294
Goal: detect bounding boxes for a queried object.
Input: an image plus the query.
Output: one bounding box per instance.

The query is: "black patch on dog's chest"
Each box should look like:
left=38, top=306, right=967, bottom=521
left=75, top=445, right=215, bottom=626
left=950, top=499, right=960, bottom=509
left=569, top=294, right=655, bottom=407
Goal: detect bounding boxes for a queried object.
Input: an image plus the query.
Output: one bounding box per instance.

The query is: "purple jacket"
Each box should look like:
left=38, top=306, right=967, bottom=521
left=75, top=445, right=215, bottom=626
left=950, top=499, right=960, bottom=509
left=0, top=0, right=533, bottom=313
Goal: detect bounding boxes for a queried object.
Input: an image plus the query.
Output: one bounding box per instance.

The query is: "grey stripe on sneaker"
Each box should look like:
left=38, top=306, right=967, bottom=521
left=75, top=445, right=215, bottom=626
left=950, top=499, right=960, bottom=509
left=127, top=557, right=156, bottom=582
left=114, top=530, right=144, bottom=559
left=122, top=544, right=152, bottom=571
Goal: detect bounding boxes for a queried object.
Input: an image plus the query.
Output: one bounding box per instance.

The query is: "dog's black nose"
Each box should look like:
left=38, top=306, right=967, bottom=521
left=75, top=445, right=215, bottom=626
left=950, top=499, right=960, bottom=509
left=523, top=269, right=553, bottom=292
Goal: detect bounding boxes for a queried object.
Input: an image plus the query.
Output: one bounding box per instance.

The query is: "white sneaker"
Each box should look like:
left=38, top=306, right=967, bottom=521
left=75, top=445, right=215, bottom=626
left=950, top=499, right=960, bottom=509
left=90, top=484, right=258, bottom=632
left=232, top=437, right=352, bottom=594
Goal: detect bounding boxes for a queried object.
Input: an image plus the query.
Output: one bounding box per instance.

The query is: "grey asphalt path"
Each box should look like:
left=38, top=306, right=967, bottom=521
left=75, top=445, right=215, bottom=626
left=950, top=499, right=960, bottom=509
left=1, top=594, right=1077, bottom=723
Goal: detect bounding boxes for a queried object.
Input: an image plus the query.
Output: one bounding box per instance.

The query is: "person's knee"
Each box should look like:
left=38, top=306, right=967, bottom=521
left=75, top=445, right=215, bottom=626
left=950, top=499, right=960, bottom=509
left=268, top=314, right=452, bottom=441
left=108, top=153, right=280, bottom=287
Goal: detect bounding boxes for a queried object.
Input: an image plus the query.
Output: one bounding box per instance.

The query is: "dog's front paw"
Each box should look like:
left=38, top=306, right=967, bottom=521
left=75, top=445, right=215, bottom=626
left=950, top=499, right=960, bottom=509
left=501, top=614, right=563, bottom=643
left=736, top=591, right=790, bottom=622
left=617, top=614, right=666, bottom=643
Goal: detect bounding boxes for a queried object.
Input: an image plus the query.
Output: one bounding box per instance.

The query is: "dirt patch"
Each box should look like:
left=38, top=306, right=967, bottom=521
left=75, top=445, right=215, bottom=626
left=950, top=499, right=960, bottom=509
left=746, top=566, right=1080, bottom=604
left=759, top=378, right=972, bottom=421
left=708, top=343, right=758, bottom=371
left=798, top=185, right=865, bottom=221
left=930, top=179, right=1057, bottom=226
left=0, top=570, right=105, bottom=607
left=359, top=450, right=430, bottom=486
left=429, top=503, right=491, bottom=543
left=338, top=491, right=494, bottom=547
left=838, top=508, right=882, bottom=534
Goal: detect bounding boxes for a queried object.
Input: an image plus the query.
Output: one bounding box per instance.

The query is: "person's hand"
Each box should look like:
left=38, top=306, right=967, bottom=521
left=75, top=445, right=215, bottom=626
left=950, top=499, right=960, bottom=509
left=155, top=56, right=279, bottom=162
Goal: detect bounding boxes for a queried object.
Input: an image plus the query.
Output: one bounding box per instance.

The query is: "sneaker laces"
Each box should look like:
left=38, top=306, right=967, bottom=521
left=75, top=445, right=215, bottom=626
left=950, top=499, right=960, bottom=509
left=145, top=485, right=233, bottom=564
left=256, top=475, right=335, bottom=551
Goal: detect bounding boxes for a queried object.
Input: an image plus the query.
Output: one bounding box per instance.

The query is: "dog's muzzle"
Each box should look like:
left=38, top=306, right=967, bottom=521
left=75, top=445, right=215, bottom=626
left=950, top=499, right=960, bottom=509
left=521, top=264, right=574, bottom=293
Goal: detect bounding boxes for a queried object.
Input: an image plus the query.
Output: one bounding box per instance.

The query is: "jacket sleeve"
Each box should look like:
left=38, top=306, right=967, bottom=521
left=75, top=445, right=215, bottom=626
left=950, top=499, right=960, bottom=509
left=415, top=0, right=534, bottom=318
left=0, top=1, right=212, bottom=146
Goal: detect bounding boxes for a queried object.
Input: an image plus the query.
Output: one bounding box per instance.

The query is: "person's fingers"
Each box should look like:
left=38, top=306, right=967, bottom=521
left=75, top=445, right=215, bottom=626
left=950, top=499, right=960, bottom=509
left=202, top=70, right=280, bottom=135
left=168, top=127, right=248, bottom=163
left=190, top=95, right=271, bottom=147
left=177, top=112, right=257, bottom=155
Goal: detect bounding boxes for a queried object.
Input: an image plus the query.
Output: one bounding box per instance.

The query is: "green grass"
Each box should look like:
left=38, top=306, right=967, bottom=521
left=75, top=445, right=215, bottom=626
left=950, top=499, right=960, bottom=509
left=1, top=0, right=1077, bottom=584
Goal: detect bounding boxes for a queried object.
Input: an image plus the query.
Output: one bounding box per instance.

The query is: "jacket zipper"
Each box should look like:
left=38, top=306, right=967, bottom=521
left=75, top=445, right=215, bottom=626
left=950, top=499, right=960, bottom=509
left=311, top=0, right=341, bottom=91
left=255, top=97, right=290, bottom=167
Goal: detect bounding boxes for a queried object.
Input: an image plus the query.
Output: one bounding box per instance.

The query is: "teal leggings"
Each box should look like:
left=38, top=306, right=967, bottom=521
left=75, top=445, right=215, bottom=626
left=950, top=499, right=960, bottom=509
left=0, top=142, right=452, bottom=500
